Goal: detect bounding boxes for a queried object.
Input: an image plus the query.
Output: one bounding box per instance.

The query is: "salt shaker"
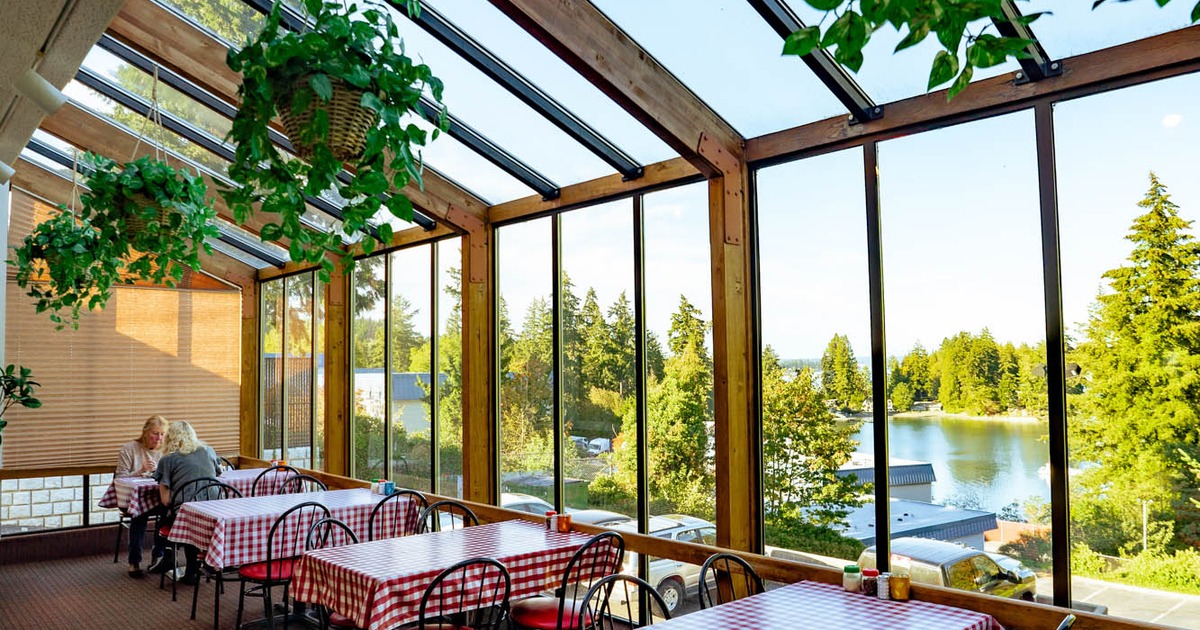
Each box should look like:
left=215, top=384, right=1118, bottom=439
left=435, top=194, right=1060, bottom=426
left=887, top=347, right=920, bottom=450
left=877, top=572, right=891, bottom=600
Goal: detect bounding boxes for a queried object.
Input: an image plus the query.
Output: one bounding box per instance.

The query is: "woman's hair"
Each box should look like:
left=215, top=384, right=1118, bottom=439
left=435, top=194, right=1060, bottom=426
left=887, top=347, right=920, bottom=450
left=163, top=420, right=203, bottom=455
left=139, top=415, right=169, bottom=449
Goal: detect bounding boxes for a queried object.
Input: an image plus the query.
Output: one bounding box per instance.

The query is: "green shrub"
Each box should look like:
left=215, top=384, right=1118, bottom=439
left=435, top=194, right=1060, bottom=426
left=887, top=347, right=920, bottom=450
left=999, top=530, right=1052, bottom=571
left=765, top=519, right=865, bottom=561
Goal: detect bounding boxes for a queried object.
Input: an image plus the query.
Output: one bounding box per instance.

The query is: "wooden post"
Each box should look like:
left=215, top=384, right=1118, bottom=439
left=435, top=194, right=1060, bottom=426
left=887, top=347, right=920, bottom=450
left=323, top=266, right=351, bottom=476
left=460, top=223, right=495, bottom=504
left=239, top=281, right=260, bottom=457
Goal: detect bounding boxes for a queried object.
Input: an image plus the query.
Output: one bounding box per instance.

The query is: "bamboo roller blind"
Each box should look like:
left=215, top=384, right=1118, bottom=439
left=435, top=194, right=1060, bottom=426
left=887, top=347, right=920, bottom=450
left=2, top=189, right=242, bottom=469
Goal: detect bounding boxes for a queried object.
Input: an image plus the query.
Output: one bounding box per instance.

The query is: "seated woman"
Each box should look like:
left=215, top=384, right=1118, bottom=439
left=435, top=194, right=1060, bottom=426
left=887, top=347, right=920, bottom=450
left=116, top=415, right=168, bottom=578
left=148, top=420, right=221, bottom=584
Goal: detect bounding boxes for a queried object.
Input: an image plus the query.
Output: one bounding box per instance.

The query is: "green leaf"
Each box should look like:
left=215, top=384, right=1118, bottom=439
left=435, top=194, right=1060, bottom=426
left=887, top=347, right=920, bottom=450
left=360, top=91, right=385, bottom=113
left=929, top=49, right=959, bottom=89
left=260, top=223, right=283, bottom=241
left=1193, top=1, right=1200, bottom=22
left=895, top=21, right=931, bottom=52
left=947, top=65, right=974, bottom=100
left=378, top=222, right=394, bottom=245
left=782, top=26, right=821, bottom=56
left=309, top=73, right=333, bottom=101
left=386, top=194, right=414, bottom=221
left=822, top=12, right=854, bottom=48
left=806, top=0, right=843, bottom=10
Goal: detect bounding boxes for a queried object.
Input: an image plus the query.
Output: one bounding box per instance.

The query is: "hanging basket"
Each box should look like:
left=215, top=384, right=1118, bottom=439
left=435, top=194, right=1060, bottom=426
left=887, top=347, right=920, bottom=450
left=124, top=193, right=174, bottom=234
left=276, top=75, right=378, bottom=162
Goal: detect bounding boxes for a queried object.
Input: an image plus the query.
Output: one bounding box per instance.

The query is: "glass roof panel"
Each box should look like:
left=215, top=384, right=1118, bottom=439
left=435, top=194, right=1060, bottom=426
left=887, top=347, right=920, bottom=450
left=590, top=0, right=848, bottom=137
left=409, top=116, right=533, bottom=205
left=422, top=0, right=675, bottom=166
left=1024, top=0, right=1196, bottom=59
left=383, top=4, right=617, bottom=188
left=153, top=0, right=264, bottom=46
left=785, top=3, right=1018, bottom=105
left=207, top=236, right=275, bottom=270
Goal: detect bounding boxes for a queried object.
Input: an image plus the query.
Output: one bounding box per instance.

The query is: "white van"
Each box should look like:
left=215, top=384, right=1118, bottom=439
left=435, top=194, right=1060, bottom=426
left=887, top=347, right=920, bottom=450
left=587, top=437, right=612, bottom=455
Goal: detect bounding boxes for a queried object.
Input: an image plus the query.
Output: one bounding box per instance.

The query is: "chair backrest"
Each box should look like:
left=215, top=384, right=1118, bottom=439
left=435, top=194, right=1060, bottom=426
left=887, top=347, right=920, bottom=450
left=217, top=456, right=237, bottom=473
left=265, top=501, right=331, bottom=581
left=279, top=473, right=328, bottom=494
left=551, top=531, right=625, bottom=629
left=250, top=464, right=301, bottom=496
left=697, top=552, right=764, bottom=609
left=368, top=489, right=428, bottom=540
left=191, top=480, right=243, bottom=503
left=578, top=574, right=670, bottom=629
left=417, top=499, right=479, bottom=534
left=166, top=476, right=222, bottom=518
left=1056, top=614, right=1077, bottom=630
left=418, top=557, right=510, bottom=630
left=306, top=517, right=359, bottom=551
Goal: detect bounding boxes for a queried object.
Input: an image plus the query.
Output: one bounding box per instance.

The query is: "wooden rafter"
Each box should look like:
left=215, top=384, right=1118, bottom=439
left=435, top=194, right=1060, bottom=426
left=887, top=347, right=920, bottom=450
left=487, top=0, right=743, bottom=179
left=107, top=0, right=488, bottom=234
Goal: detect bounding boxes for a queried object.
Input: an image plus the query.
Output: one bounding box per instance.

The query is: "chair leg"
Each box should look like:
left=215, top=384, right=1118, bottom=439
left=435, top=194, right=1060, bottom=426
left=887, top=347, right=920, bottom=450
left=213, top=574, right=225, bottom=630
left=263, top=583, right=275, bottom=630
left=170, top=542, right=179, bottom=601
left=236, top=580, right=246, bottom=629
left=113, top=516, right=124, bottom=563
left=282, top=583, right=290, bottom=630
left=191, top=569, right=202, bottom=620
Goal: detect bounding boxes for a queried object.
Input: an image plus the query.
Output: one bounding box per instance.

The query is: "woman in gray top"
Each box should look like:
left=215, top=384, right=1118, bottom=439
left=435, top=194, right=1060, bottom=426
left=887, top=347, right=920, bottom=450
left=149, top=421, right=220, bottom=583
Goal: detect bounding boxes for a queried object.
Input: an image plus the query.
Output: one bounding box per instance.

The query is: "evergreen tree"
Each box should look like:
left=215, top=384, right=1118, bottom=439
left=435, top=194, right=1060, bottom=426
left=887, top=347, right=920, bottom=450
left=821, top=334, right=867, bottom=412
left=762, top=346, right=865, bottom=527
left=1071, top=174, right=1200, bottom=553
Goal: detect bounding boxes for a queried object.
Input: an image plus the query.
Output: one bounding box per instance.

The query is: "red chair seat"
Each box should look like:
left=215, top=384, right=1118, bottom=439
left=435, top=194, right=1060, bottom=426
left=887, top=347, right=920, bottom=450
left=158, top=524, right=171, bottom=537
left=510, top=597, right=589, bottom=629
left=238, top=558, right=296, bottom=582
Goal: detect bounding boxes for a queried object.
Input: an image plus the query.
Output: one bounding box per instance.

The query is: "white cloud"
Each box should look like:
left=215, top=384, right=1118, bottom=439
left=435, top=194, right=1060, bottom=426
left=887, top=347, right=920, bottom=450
left=1162, top=113, right=1184, bottom=128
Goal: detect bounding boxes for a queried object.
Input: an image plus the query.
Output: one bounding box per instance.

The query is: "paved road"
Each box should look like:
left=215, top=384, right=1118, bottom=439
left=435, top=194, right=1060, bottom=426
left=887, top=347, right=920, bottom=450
left=1037, top=576, right=1200, bottom=629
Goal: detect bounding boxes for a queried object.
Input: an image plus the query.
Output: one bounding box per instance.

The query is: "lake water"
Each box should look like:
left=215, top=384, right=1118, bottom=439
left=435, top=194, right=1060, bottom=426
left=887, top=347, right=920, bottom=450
left=852, top=414, right=1051, bottom=513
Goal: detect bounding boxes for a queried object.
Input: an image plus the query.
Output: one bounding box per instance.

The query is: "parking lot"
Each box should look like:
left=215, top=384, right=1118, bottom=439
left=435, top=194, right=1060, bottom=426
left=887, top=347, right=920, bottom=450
left=1036, top=576, right=1200, bottom=629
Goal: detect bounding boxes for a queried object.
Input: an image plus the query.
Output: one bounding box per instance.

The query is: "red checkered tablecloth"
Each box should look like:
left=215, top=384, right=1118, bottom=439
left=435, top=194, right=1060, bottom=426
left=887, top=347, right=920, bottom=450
left=168, top=488, right=415, bottom=570
left=291, top=520, right=597, bottom=630
left=649, top=580, right=1004, bottom=630
left=97, top=468, right=278, bottom=517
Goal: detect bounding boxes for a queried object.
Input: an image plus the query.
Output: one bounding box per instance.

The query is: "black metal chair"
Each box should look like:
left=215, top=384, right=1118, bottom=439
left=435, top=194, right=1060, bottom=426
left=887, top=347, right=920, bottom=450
left=697, top=552, right=764, bottom=609
left=218, top=456, right=238, bottom=473
left=184, top=481, right=243, bottom=628
left=417, top=557, right=511, bottom=630
left=1056, top=614, right=1077, bottom=630
left=509, top=531, right=625, bottom=630
left=417, top=499, right=479, bottom=534
left=279, top=473, right=328, bottom=494
left=250, top=464, right=301, bottom=496
left=235, top=500, right=331, bottom=630
left=368, top=489, right=428, bottom=540
left=158, top=476, right=221, bottom=599
left=578, top=574, right=671, bottom=628
left=304, top=518, right=362, bottom=630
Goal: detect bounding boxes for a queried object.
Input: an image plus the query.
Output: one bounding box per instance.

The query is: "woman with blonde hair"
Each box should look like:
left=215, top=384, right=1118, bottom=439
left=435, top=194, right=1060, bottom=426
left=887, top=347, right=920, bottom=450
left=149, top=420, right=220, bottom=583
left=116, top=415, right=168, bottom=577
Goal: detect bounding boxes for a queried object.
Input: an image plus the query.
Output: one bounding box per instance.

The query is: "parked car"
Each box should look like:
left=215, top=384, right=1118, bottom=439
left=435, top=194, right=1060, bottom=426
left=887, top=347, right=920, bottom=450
left=858, top=537, right=1036, bottom=601
left=587, top=437, right=612, bottom=455
left=500, top=492, right=554, bottom=515
left=615, top=514, right=716, bottom=613
left=569, top=509, right=632, bottom=527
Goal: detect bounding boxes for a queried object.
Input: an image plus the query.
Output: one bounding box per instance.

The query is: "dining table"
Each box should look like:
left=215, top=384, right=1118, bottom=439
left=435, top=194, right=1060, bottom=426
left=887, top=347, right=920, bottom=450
left=97, top=467, right=287, bottom=517
left=647, top=580, right=1004, bottom=630
left=290, top=519, right=600, bottom=630
left=167, top=488, right=416, bottom=570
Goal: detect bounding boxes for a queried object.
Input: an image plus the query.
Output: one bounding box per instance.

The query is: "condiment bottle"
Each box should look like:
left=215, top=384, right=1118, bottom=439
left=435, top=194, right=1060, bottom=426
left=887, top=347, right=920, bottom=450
left=544, top=510, right=557, bottom=530
left=861, top=568, right=879, bottom=596
left=556, top=513, right=573, bottom=533
left=889, top=573, right=911, bottom=601
left=842, top=565, right=862, bottom=592
left=877, top=572, right=892, bottom=600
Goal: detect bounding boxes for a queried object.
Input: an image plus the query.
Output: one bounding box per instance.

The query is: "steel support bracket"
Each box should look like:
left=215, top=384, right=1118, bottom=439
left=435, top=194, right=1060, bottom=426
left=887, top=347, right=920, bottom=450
left=1014, top=60, right=1065, bottom=85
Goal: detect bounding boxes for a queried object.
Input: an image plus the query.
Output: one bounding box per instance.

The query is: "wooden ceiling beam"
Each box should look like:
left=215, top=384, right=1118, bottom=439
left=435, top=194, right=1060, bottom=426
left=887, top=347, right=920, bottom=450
left=256, top=222, right=459, bottom=282
left=108, top=0, right=488, bottom=235
left=489, top=155, right=700, bottom=224
left=487, top=0, right=743, bottom=179
left=747, top=25, right=1200, bottom=165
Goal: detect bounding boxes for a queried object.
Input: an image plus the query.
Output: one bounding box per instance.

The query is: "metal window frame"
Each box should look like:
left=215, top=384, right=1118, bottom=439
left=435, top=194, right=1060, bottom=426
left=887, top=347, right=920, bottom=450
left=994, top=0, right=1063, bottom=85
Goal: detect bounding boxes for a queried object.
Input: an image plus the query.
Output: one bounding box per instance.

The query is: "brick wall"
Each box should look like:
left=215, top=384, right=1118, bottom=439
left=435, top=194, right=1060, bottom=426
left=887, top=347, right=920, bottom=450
left=0, top=473, right=121, bottom=535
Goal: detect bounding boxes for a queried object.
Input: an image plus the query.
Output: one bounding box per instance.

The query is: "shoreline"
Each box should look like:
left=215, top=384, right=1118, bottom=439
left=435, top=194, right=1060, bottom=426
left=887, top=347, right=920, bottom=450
left=843, top=411, right=1046, bottom=424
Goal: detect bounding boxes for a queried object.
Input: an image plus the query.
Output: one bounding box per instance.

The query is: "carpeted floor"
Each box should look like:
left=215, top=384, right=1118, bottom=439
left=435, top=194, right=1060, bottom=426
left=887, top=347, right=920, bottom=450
left=0, top=553, right=268, bottom=629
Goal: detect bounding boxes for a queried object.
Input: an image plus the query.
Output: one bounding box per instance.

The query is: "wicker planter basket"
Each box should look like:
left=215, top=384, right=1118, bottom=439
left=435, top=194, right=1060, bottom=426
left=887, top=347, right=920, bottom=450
left=276, top=75, right=378, bottom=162
left=124, top=193, right=171, bottom=234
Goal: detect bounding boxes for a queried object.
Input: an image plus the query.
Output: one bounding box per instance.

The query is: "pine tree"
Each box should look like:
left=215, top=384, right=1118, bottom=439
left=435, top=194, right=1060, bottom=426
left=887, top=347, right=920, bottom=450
left=821, top=334, right=866, bottom=412
left=1071, top=173, right=1200, bottom=553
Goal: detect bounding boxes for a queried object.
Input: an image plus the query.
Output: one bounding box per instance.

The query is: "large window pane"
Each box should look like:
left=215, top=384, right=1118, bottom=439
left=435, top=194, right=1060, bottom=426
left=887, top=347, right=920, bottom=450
left=757, top=149, right=872, bottom=567
left=498, top=219, right=554, bottom=507
left=560, top=201, right=635, bottom=514
left=261, top=279, right=284, bottom=459
left=436, top=239, right=464, bottom=497
left=390, top=246, right=433, bottom=491
left=353, top=255, right=387, bottom=481
left=286, top=273, right=314, bottom=468
left=1058, top=74, right=1200, bottom=628
left=314, top=280, right=326, bottom=471
left=879, top=111, right=1050, bottom=604
left=640, top=182, right=714, bottom=618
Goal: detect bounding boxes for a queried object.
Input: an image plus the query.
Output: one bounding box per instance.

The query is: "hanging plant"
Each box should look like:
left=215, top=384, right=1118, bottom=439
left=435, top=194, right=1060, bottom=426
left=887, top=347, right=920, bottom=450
left=9, top=153, right=220, bottom=329
left=224, top=0, right=448, bottom=281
